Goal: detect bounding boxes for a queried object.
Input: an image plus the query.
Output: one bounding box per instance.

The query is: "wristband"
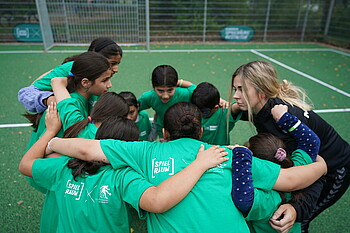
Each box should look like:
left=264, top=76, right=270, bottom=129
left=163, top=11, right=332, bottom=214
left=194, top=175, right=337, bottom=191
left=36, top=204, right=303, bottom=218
left=47, top=137, right=58, bottom=152
left=179, top=79, right=183, bottom=87
left=288, top=120, right=301, bottom=132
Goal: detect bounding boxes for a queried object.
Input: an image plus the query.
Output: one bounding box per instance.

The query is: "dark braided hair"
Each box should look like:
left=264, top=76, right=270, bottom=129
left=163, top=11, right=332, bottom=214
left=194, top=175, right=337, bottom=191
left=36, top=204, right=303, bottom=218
left=151, top=65, right=178, bottom=88
left=163, top=102, right=202, bottom=140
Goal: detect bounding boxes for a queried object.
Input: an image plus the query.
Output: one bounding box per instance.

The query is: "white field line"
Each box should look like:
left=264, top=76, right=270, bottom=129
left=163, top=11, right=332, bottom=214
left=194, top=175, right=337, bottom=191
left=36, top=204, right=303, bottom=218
left=0, top=111, right=347, bottom=129
left=0, top=48, right=346, bottom=54
left=250, top=50, right=350, bottom=98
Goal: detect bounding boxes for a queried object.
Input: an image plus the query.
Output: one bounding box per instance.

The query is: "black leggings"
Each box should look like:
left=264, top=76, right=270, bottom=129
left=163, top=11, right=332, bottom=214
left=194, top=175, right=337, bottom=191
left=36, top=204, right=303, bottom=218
left=301, top=165, right=350, bottom=232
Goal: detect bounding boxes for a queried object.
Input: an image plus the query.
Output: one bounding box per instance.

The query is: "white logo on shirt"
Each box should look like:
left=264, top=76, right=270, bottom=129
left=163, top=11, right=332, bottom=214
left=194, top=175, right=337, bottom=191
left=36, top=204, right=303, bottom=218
left=208, top=162, right=227, bottom=173
left=151, top=158, right=175, bottom=178
left=204, top=126, right=218, bottom=131
left=65, top=180, right=84, bottom=200
left=99, top=185, right=111, bottom=200
left=140, top=131, right=147, bottom=137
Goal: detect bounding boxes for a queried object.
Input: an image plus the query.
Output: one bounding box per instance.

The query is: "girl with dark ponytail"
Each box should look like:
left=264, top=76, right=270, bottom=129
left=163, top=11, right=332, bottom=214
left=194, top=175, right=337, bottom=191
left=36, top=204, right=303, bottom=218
left=18, top=37, right=122, bottom=114
left=25, top=52, right=115, bottom=150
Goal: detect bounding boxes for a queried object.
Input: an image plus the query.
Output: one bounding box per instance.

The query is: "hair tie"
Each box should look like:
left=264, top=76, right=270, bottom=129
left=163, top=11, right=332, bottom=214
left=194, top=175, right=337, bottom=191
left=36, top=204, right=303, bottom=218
left=94, top=39, right=116, bottom=52
left=68, top=71, right=74, bottom=77
left=88, top=116, right=95, bottom=124
left=274, top=148, right=287, bottom=161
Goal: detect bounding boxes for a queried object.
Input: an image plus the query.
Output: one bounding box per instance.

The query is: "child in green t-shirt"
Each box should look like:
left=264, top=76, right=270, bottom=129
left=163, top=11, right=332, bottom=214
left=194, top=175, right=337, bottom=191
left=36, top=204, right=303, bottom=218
left=137, top=64, right=196, bottom=141
left=119, top=91, right=152, bottom=141
left=25, top=52, right=115, bottom=150
left=18, top=37, right=123, bottom=113
left=191, top=82, right=238, bottom=145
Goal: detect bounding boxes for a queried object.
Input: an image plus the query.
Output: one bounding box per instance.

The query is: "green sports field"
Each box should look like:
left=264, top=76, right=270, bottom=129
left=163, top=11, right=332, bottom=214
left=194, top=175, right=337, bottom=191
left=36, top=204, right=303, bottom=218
left=0, top=42, right=349, bottom=232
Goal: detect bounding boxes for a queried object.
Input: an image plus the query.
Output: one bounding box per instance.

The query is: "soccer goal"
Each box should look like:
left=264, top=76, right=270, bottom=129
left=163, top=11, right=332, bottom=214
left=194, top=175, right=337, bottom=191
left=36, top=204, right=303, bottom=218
left=36, top=0, right=149, bottom=51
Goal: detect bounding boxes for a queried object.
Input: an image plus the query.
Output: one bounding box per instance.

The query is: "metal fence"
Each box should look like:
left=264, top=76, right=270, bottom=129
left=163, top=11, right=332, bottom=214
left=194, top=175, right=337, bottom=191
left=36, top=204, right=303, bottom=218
left=0, top=0, right=349, bottom=50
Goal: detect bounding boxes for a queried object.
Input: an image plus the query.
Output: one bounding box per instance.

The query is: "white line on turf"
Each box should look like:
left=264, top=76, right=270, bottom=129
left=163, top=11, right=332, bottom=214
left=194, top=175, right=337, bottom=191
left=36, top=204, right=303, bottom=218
left=0, top=48, right=348, bottom=54
left=250, top=50, right=350, bottom=98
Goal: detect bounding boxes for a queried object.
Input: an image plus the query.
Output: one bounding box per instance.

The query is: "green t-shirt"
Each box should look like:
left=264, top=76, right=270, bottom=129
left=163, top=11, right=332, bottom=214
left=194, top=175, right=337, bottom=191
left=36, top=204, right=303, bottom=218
left=245, top=149, right=313, bottom=233
left=100, top=138, right=280, bottom=233
left=135, top=110, right=151, bottom=141
left=200, top=108, right=238, bottom=145
left=32, top=156, right=152, bottom=233
left=57, top=96, right=98, bottom=139
left=32, top=60, right=99, bottom=108
left=26, top=92, right=95, bottom=194
left=33, top=61, right=74, bottom=91
left=26, top=92, right=91, bottom=151
left=138, top=84, right=196, bottom=137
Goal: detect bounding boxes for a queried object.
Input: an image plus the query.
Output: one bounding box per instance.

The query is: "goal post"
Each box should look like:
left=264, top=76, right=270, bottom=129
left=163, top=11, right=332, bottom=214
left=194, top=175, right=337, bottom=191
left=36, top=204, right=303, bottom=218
left=36, top=0, right=148, bottom=51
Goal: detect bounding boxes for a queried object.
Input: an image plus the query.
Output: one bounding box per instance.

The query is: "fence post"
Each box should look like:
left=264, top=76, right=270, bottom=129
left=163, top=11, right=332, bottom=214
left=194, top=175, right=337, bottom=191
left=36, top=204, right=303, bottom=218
left=35, top=0, right=54, bottom=51
left=263, top=0, right=271, bottom=42
left=324, top=0, right=335, bottom=36
left=62, top=0, right=71, bottom=43
left=145, top=0, right=150, bottom=52
left=296, top=0, right=303, bottom=28
left=203, top=0, right=207, bottom=42
left=301, top=0, right=311, bottom=41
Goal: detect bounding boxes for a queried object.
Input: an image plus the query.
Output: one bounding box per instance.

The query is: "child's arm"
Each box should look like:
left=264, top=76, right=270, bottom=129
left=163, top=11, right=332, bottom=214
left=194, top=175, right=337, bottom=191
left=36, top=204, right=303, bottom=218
left=47, top=137, right=106, bottom=162
left=19, top=102, right=62, bottom=176
left=51, top=77, right=71, bottom=104
left=177, top=79, right=193, bottom=88
left=231, top=146, right=254, bottom=215
left=273, top=155, right=327, bottom=192
left=271, top=104, right=320, bottom=161
left=32, top=69, right=53, bottom=83
left=139, top=145, right=229, bottom=212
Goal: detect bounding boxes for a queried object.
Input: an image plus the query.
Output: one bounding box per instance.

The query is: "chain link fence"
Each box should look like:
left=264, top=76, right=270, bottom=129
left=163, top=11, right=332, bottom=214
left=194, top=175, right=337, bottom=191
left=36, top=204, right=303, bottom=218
left=0, top=0, right=349, bottom=49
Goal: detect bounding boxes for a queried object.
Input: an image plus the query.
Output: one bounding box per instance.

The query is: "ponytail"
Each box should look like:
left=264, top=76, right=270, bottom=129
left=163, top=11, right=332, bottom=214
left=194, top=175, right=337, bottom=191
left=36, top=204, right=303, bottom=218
left=164, top=102, right=202, bottom=140
left=22, top=112, right=43, bottom=131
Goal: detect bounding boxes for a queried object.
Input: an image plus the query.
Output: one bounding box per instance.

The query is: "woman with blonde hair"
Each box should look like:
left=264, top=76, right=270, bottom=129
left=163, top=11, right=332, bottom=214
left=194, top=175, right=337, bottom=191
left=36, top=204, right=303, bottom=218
left=230, top=60, right=350, bottom=233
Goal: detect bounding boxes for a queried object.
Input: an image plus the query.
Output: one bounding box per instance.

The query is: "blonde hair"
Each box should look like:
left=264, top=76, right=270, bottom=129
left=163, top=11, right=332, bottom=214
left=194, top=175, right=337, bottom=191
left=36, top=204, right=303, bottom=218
left=229, top=60, right=313, bottom=123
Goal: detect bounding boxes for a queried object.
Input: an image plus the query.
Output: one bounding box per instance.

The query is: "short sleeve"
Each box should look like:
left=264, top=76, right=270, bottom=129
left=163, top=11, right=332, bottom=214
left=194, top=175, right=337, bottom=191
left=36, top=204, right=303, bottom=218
left=32, top=156, right=71, bottom=191
left=251, top=157, right=280, bottom=191
left=57, top=98, right=85, bottom=131
left=33, top=61, right=74, bottom=90
left=245, top=189, right=282, bottom=221
left=291, top=149, right=313, bottom=167
left=100, top=139, right=152, bottom=175
left=138, top=90, right=153, bottom=111
left=120, top=167, right=153, bottom=219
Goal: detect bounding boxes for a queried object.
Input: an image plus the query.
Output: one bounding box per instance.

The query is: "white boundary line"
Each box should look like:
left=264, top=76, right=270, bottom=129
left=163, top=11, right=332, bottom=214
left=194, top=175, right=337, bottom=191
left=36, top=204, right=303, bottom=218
left=0, top=48, right=348, bottom=54
left=0, top=123, right=31, bottom=128
left=0, top=110, right=348, bottom=129
left=250, top=50, right=350, bottom=98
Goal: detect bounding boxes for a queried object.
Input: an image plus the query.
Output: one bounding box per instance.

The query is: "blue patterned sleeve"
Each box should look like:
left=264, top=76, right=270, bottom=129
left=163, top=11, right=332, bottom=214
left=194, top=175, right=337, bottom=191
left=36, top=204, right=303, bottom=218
left=18, top=85, right=53, bottom=113
left=231, top=146, right=254, bottom=215
left=276, top=112, right=320, bottom=162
